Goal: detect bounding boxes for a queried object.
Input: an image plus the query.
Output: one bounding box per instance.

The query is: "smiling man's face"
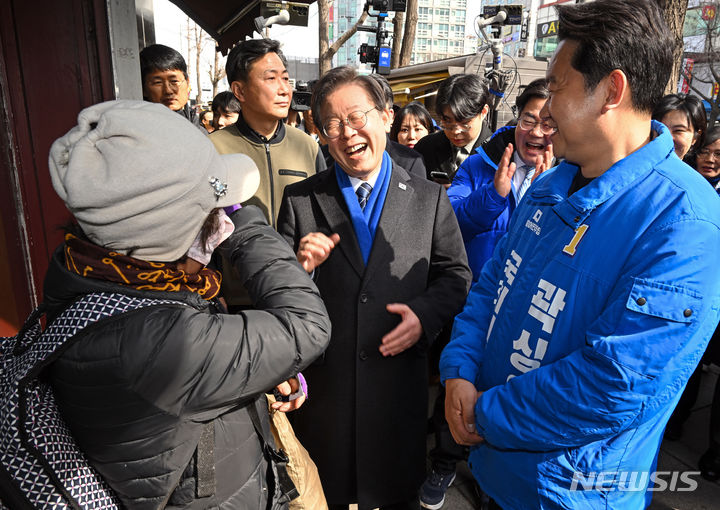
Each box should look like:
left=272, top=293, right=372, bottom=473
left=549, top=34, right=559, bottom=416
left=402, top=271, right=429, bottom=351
left=232, top=52, right=292, bottom=123
left=514, top=96, right=552, bottom=166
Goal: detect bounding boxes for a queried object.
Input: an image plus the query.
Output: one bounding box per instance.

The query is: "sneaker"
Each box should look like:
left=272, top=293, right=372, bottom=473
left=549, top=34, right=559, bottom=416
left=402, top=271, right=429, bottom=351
left=419, top=469, right=456, bottom=510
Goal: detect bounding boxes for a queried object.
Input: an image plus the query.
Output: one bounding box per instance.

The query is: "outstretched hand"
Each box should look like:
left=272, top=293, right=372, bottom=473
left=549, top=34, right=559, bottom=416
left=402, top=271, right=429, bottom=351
left=493, top=143, right=517, bottom=198
left=296, top=232, right=340, bottom=273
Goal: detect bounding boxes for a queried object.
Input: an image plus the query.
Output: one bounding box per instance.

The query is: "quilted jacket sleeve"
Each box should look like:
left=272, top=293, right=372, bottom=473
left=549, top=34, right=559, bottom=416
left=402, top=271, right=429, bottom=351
left=474, top=218, right=720, bottom=451
left=125, top=206, right=331, bottom=416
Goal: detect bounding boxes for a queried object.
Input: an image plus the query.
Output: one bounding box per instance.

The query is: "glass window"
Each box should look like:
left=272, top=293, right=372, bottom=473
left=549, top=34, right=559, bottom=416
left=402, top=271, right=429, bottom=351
left=534, top=35, right=558, bottom=59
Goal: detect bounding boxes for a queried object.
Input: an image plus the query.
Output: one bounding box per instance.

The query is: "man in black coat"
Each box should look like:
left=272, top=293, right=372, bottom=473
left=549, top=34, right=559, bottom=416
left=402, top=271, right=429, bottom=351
left=278, top=67, right=471, bottom=510
left=414, top=74, right=492, bottom=184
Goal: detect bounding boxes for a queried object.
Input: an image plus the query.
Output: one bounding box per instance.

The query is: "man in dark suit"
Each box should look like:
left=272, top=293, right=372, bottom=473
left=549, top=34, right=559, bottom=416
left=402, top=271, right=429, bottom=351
left=414, top=74, right=492, bottom=184
left=277, top=67, right=471, bottom=510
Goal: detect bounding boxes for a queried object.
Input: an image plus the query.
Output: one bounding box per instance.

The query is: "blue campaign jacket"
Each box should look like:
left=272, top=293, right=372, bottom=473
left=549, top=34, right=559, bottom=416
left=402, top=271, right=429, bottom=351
left=447, top=126, right=520, bottom=280
left=440, top=122, right=720, bottom=509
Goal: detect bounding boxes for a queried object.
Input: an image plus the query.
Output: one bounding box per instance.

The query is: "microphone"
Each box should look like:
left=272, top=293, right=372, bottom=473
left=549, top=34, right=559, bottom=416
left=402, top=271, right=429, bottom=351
left=254, top=9, right=290, bottom=33
left=477, top=10, right=507, bottom=29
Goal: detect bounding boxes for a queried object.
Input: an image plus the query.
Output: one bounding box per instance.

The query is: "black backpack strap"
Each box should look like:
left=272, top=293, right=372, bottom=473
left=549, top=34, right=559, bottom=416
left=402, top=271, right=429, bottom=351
left=247, top=399, right=299, bottom=502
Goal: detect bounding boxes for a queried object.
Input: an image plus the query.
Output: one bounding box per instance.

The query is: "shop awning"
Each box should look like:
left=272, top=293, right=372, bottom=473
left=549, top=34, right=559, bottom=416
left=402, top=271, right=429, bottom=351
left=389, top=73, right=448, bottom=105
left=170, top=0, right=316, bottom=54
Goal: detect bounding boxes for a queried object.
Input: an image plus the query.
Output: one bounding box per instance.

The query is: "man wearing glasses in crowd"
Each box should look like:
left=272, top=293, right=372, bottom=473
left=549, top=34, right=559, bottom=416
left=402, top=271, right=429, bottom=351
left=447, top=78, right=554, bottom=281
left=139, top=44, right=203, bottom=130
left=414, top=74, right=492, bottom=186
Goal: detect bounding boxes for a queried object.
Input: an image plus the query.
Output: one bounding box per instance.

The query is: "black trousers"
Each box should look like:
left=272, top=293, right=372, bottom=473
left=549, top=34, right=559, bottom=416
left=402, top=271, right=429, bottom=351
left=666, top=363, right=703, bottom=432
left=427, top=324, right=467, bottom=474
left=429, top=385, right=468, bottom=473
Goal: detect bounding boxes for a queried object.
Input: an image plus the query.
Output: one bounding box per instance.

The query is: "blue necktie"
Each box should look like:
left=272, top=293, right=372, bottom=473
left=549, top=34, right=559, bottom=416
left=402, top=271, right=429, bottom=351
left=518, top=165, right=535, bottom=202
left=356, top=182, right=373, bottom=210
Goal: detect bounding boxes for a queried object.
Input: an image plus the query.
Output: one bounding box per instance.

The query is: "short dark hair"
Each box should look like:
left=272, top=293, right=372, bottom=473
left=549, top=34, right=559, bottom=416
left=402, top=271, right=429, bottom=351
left=310, top=66, right=385, bottom=134
left=225, top=39, right=287, bottom=84
left=652, top=93, right=707, bottom=151
left=515, top=78, right=550, bottom=116
left=556, top=0, right=673, bottom=114
left=368, top=74, right=394, bottom=109
left=435, top=74, right=489, bottom=121
left=211, top=91, right=242, bottom=116
left=699, top=127, right=720, bottom=149
left=701, top=126, right=720, bottom=150
left=139, top=44, right=188, bottom=82
left=390, top=102, right=434, bottom=142
left=688, top=126, right=720, bottom=170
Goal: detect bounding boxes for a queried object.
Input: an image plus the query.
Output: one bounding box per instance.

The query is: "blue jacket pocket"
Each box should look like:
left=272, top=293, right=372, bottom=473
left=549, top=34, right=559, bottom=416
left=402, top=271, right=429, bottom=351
left=626, top=278, right=701, bottom=323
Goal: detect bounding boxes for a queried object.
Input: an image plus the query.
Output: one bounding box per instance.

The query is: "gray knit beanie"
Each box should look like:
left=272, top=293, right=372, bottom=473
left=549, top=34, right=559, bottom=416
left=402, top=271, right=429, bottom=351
left=49, top=100, right=259, bottom=261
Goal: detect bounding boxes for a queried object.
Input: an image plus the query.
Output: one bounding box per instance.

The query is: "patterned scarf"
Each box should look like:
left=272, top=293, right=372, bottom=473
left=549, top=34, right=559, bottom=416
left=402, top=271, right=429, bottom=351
left=63, top=233, right=222, bottom=300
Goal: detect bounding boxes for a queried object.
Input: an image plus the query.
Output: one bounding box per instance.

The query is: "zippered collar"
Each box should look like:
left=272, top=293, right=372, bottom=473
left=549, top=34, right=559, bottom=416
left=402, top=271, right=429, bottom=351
left=235, top=111, right=286, bottom=145
left=531, top=121, right=674, bottom=228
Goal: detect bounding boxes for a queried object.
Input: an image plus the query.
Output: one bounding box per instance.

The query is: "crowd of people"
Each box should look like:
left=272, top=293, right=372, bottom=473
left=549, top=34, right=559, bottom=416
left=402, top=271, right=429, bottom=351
left=25, top=0, right=720, bottom=509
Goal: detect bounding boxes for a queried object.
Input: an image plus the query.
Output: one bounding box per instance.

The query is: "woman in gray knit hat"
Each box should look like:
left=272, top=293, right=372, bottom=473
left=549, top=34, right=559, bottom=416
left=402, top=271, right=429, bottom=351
left=43, top=100, right=330, bottom=509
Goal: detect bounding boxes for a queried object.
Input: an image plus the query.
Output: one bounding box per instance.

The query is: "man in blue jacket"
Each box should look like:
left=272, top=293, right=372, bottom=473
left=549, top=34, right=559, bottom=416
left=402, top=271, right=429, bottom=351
left=448, top=79, right=553, bottom=280
left=440, top=1, right=720, bottom=508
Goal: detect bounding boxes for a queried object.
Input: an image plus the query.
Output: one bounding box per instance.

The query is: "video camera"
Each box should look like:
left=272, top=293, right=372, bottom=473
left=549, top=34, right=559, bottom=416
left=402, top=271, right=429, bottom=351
left=370, top=0, right=406, bottom=12
left=291, top=81, right=312, bottom=112
left=358, top=44, right=392, bottom=75
left=481, top=4, right=523, bottom=25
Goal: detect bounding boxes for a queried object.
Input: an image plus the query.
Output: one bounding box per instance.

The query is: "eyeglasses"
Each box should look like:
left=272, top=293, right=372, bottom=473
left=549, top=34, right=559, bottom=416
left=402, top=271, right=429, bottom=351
left=322, top=108, right=378, bottom=139
left=518, top=116, right=558, bottom=135
left=697, top=148, right=720, bottom=159
left=439, top=119, right=473, bottom=133
left=146, top=77, right=186, bottom=90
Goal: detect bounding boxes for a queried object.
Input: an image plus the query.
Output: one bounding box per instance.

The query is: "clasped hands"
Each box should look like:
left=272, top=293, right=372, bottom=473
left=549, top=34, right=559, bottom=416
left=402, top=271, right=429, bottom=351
left=444, top=378, right=485, bottom=446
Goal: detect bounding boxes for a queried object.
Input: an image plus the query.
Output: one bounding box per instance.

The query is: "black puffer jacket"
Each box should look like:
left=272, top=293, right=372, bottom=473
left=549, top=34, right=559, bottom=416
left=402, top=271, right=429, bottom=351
left=45, top=207, right=331, bottom=509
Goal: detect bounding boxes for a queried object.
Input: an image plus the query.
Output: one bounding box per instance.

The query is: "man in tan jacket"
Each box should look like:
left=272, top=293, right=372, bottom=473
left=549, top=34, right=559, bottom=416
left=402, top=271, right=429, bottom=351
left=210, top=39, right=325, bottom=229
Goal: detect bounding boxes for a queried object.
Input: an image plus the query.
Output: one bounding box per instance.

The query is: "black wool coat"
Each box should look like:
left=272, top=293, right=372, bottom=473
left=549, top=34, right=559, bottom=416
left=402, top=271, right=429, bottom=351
left=413, top=125, right=492, bottom=179
left=277, top=164, right=471, bottom=509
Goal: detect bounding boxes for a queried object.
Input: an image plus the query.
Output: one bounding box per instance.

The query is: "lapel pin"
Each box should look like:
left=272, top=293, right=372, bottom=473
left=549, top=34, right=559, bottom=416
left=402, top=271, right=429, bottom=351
left=398, top=182, right=407, bottom=190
